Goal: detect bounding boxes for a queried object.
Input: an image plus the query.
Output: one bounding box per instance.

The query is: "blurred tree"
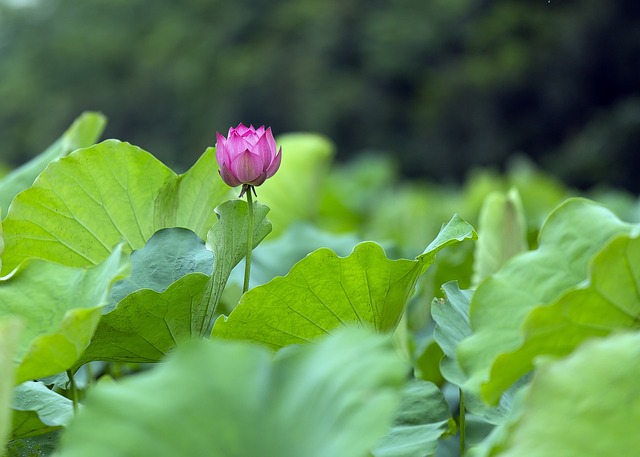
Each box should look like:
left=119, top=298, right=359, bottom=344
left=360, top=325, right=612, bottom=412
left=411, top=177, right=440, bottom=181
left=0, top=0, right=638, bottom=189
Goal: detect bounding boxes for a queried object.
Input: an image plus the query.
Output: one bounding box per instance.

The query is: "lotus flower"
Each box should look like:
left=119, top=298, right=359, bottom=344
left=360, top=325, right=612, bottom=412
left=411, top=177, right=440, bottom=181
left=215, top=123, right=282, bottom=196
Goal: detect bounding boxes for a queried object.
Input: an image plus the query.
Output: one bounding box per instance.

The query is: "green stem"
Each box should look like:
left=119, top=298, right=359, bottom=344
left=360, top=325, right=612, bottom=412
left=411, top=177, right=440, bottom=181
left=459, top=387, right=466, bottom=455
left=243, top=187, right=254, bottom=293
left=67, top=369, right=79, bottom=414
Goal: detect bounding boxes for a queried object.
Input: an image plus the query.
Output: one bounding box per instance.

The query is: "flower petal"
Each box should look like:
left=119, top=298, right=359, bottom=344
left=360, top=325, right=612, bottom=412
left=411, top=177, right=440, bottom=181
left=247, top=171, right=267, bottom=187
left=215, top=132, right=230, bottom=167
left=229, top=150, right=264, bottom=184
left=226, top=131, right=253, bottom=158
left=219, top=164, right=242, bottom=188
left=264, top=127, right=277, bottom=153
left=252, top=131, right=276, bottom=167
left=265, top=147, right=282, bottom=179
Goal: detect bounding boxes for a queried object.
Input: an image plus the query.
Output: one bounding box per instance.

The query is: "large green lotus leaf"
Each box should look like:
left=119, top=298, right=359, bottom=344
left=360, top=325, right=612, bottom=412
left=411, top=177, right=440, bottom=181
left=107, top=227, right=213, bottom=310
left=457, top=198, right=637, bottom=403
left=10, top=382, right=73, bottom=440
left=57, top=328, right=407, bottom=457
left=432, top=282, right=511, bottom=424
left=481, top=232, right=640, bottom=402
left=255, top=133, right=334, bottom=237
left=0, top=248, right=129, bottom=383
left=0, top=140, right=228, bottom=274
left=471, top=332, right=640, bottom=457
left=0, top=319, right=21, bottom=456
left=212, top=215, right=475, bottom=348
left=472, top=188, right=527, bottom=286
left=371, top=380, right=454, bottom=457
left=0, top=112, right=106, bottom=216
left=76, top=201, right=270, bottom=364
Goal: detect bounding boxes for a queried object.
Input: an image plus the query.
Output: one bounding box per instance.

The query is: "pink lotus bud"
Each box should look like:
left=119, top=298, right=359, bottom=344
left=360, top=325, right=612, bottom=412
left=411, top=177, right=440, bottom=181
left=215, top=123, right=282, bottom=195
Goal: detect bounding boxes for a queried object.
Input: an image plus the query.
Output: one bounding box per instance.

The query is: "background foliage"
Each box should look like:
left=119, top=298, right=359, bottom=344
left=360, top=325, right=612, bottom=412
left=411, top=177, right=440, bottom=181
left=0, top=0, right=638, bottom=190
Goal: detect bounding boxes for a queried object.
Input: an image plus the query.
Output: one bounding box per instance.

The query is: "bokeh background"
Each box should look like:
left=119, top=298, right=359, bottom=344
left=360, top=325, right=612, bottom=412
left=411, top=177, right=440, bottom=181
left=0, top=0, right=638, bottom=191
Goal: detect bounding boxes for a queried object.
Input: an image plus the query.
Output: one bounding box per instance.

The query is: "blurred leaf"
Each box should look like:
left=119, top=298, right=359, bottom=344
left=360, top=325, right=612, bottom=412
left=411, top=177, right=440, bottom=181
left=256, top=133, right=334, bottom=238
left=483, top=232, right=640, bottom=401
left=471, top=332, right=640, bottom=457
left=457, top=198, right=638, bottom=404
left=0, top=112, right=106, bottom=216
left=0, top=213, right=4, bottom=273
left=212, top=214, right=475, bottom=348
left=472, top=188, right=527, bottom=286
left=0, top=248, right=129, bottom=384
left=0, top=140, right=227, bottom=275
left=1, top=319, right=21, bottom=456
left=413, top=339, right=445, bottom=386
left=372, top=380, right=454, bottom=457
left=77, top=202, right=270, bottom=364
left=6, top=432, right=59, bottom=457
left=57, top=328, right=407, bottom=457
left=10, top=382, right=73, bottom=440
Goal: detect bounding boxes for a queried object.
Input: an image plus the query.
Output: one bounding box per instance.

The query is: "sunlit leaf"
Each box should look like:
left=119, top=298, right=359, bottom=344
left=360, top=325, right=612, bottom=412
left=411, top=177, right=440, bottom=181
left=0, top=248, right=129, bottom=383
left=57, top=328, right=407, bottom=457
left=77, top=202, right=270, bottom=364
left=0, top=141, right=228, bottom=274
left=457, top=198, right=638, bottom=404
left=472, top=188, right=527, bottom=286
left=0, top=112, right=106, bottom=216
left=372, top=380, right=454, bottom=457
left=0, top=319, right=21, bottom=456
left=212, top=215, right=476, bottom=348
left=10, top=382, right=73, bottom=440
left=471, top=332, right=640, bottom=457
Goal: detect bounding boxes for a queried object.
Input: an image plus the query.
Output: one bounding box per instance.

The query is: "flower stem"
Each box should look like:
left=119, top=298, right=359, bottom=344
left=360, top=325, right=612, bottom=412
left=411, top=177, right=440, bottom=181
left=459, top=387, right=466, bottom=455
left=243, top=186, right=254, bottom=294
left=67, top=369, right=79, bottom=414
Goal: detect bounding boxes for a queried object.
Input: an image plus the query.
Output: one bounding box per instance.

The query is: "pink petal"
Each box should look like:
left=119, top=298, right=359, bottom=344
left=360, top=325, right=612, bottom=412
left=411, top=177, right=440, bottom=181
left=229, top=150, right=264, bottom=183
left=219, top=164, right=242, bottom=188
left=264, top=127, right=277, bottom=153
left=255, top=125, right=266, bottom=136
left=227, top=132, right=252, bottom=158
left=252, top=132, right=276, bottom=167
left=231, top=123, right=250, bottom=136
left=215, top=132, right=230, bottom=167
left=247, top=171, right=267, bottom=187
left=265, top=147, right=282, bottom=178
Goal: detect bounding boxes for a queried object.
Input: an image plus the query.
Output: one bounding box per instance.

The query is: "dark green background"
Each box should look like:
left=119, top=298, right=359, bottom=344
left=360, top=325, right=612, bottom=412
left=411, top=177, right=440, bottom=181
left=0, top=0, right=638, bottom=190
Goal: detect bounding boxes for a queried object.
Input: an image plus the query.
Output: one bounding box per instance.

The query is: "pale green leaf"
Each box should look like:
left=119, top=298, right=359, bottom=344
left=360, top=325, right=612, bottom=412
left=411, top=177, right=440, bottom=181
left=372, top=380, right=454, bottom=457
left=472, top=332, right=640, bottom=457
left=0, top=248, right=129, bottom=383
left=57, top=328, right=407, bottom=457
left=482, top=232, right=640, bottom=401
left=1, top=141, right=227, bottom=275
left=255, top=133, right=334, bottom=237
left=10, top=382, right=73, bottom=440
left=0, top=319, right=21, bottom=456
left=458, top=198, right=637, bottom=404
left=472, top=188, right=527, bottom=286
left=212, top=214, right=475, bottom=349
left=0, top=112, right=106, bottom=216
